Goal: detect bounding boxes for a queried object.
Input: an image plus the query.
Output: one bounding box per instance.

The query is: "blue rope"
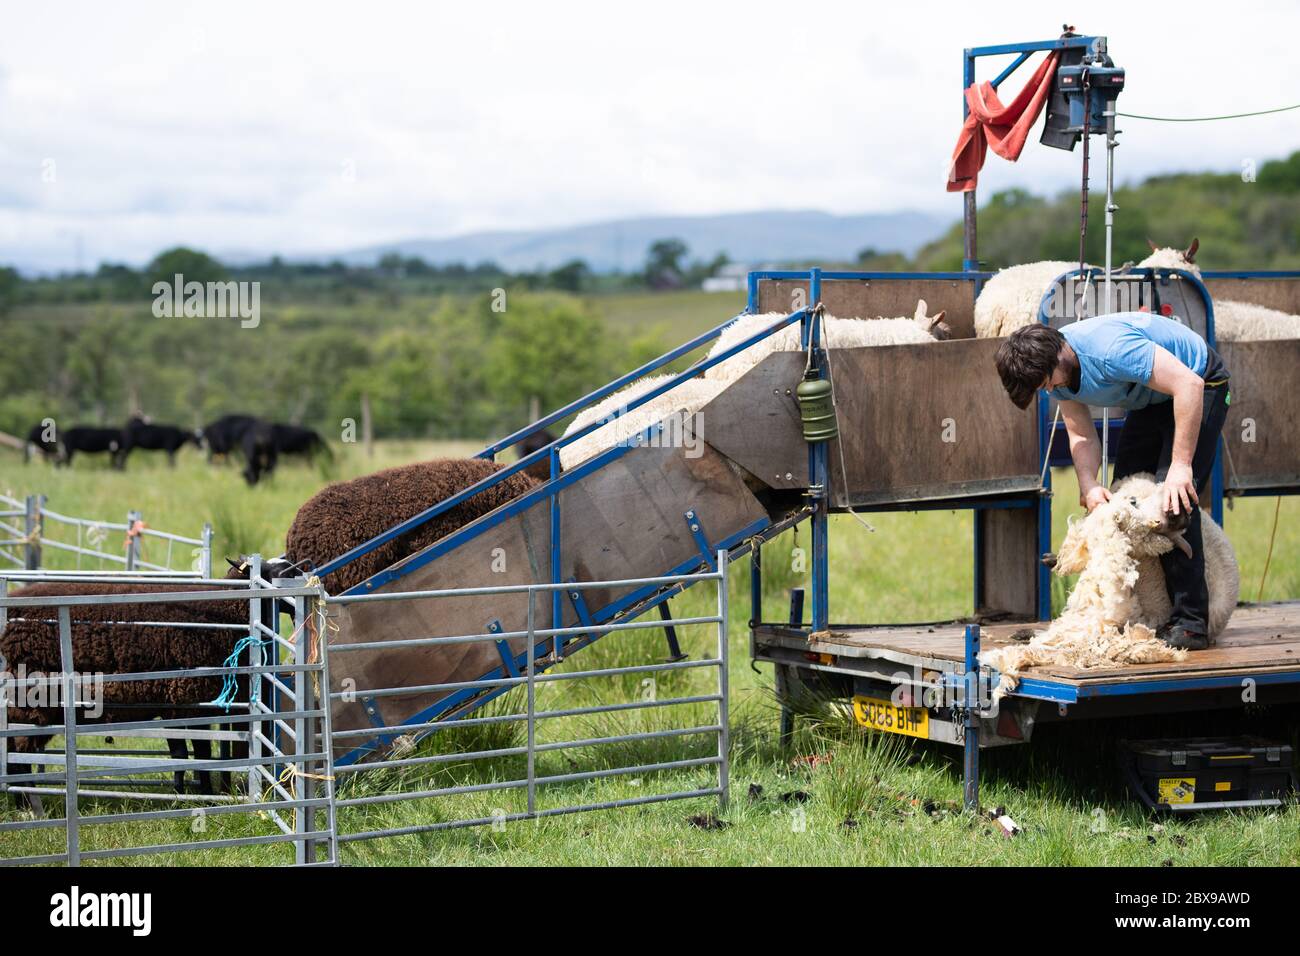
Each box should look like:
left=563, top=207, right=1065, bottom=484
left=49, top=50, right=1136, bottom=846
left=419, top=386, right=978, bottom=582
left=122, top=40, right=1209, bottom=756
left=206, top=633, right=269, bottom=712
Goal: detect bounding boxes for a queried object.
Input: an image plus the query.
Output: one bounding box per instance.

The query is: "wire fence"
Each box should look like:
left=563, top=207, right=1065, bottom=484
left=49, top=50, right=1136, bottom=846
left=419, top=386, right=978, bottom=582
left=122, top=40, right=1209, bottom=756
left=0, top=492, right=212, bottom=576
left=0, top=560, right=335, bottom=866
left=1, top=554, right=732, bottom=866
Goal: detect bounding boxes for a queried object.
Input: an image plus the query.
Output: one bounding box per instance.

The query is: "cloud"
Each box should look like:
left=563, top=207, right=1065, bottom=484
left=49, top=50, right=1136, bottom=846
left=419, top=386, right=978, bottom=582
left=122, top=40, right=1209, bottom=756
left=0, top=0, right=1297, bottom=271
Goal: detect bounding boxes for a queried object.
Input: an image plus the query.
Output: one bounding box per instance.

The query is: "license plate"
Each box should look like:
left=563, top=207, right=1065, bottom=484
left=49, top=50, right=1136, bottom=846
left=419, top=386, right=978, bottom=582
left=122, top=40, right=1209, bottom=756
left=852, top=695, right=929, bottom=738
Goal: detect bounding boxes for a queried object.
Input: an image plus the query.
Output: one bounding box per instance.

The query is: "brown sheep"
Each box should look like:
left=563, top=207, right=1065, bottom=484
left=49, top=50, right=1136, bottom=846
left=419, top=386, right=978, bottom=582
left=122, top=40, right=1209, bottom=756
left=2, top=572, right=258, bottom=798
left=284, top=457, right=539, bottom=595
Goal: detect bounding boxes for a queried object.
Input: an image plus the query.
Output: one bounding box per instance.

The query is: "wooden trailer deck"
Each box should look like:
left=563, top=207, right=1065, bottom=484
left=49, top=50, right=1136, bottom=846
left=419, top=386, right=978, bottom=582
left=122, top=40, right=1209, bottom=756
left=753, top=601, right=1300, bottom=701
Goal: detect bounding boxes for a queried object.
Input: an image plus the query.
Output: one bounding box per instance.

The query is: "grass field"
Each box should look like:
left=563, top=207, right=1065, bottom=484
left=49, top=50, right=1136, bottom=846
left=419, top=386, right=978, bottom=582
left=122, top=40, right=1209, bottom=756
left=2, top=443, right=1298, bottom=866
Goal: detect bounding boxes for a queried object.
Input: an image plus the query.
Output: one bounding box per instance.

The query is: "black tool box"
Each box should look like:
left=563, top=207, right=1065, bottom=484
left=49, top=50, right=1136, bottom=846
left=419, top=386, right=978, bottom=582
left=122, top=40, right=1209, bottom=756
left=1119, top=736, right=1297, bottom=812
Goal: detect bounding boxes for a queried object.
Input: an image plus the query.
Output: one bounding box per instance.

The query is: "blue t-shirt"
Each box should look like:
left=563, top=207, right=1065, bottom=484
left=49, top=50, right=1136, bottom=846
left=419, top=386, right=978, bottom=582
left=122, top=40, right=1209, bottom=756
left=1051, top=313, right=1209, bottom=410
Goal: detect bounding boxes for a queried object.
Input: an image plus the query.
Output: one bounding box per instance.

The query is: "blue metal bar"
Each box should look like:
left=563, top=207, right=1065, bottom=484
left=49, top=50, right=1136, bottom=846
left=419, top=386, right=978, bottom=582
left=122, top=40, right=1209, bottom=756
left=747, top=270, right=990, bottom=282
left=749, top=542, right=762, bottom=628
left=963, top=624, right=980, bottom=810
left=967, top=37, right=1099, bottom=58
left=550, top=445, right=563, bottom=659
left=806, top=269, right=830, bottom=634
left=1013, top=667, right=1300, bottom=703
left=320, top=307, right=805, bottom=582
left=990, top=51, right=1032, bottom=90
left=1200, top=270, right=1300, bottom=279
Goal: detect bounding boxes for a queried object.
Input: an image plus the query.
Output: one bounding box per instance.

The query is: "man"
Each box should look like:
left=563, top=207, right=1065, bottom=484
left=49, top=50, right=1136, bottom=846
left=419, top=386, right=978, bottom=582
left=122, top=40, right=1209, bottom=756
left=994, top=312, right=1231, bottom=650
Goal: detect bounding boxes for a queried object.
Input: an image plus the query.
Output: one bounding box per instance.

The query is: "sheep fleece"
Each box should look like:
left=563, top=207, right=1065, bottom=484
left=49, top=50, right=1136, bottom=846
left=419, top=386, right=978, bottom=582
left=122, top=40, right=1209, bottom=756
left=2, top=582, right=248, bottom=745
left=285, top=457, right=539, bottom=594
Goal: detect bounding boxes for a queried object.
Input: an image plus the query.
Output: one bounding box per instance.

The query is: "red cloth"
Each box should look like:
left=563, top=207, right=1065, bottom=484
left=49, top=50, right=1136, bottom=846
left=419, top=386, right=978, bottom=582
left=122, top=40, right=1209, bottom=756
left=946, top=52, right=1059, bottom=193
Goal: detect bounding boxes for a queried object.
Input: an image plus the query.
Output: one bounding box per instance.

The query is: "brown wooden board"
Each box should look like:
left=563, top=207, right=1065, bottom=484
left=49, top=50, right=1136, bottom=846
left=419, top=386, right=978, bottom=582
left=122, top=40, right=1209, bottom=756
left=1204, top=276, right=1300, bottom=315
left=329, top=433, right=767, bottom=760
left=1218, top=340, right=1300, bottom=490
left=700, top=341, right=1040, bottom=504
left=756, top=601, right=1300, bottom=687
left=757, top=277, right=979, bottom=339
left=977, top=506, right=1040, bottom=619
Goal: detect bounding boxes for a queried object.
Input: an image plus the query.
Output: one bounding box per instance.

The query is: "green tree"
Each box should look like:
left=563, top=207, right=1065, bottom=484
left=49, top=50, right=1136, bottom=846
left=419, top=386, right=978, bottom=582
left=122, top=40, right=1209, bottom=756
left=147, top=247, right=227, bottom=287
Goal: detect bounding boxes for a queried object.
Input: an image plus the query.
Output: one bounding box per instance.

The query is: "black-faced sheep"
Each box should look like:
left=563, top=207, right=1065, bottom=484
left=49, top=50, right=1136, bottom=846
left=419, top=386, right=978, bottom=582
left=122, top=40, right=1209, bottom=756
left=284, top=457, right=540, bottom=594
left=982, top=472, right=1239, bottom=696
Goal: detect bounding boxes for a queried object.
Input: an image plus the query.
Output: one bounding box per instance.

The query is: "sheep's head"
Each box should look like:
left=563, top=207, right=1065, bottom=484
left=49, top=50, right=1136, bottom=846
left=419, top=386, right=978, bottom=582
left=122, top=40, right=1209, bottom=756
left=913, top=299, right=951, bottom=341
left=1054, top=474, right=1192, bottom=574
left=1138, top=238, right=1201, bottom=277
left=224, top=555, right=304, bottom=580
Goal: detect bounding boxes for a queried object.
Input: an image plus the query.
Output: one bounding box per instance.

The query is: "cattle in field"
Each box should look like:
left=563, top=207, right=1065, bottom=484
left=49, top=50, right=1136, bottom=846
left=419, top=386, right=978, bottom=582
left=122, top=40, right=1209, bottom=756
left=120, top=416, right=201, bottom=466
left=58, top=426, right=126, bottom=468
left=24, top=423, right=59, bottom=463
left=239, top=422, right=332, bottom=486
left=201, top=414, right=258, bottom=462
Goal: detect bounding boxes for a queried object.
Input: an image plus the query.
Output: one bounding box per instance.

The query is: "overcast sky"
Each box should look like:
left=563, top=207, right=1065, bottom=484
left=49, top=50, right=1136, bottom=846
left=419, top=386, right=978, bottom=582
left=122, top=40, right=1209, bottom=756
left=2, top=1, right=1297, bottom=272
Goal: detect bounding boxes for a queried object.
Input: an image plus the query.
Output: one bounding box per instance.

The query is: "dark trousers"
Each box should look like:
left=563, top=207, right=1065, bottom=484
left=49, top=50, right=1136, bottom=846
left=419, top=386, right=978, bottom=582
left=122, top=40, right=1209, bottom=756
left=1110, top=379, right=1230, bottom=636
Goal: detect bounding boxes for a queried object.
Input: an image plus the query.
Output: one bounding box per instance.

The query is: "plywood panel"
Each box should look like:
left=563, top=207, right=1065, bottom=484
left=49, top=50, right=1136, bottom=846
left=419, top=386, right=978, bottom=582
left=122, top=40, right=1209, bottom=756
left=978, top=507, right=1039, bottom=619
left=1218, top=340, right=1300, bottom=489
left=1204, top=277, right=1300, bottom=315
left=329, top=437, right=767, bottom=759
left=757, top=277, right=978, bottom=339
left=700, top=341, right=1040, bottom=504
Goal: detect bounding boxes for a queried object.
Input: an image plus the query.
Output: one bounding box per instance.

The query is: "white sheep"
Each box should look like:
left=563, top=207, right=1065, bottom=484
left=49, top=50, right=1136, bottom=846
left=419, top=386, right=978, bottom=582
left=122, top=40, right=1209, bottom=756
left=973, top=260, right=1079, bottom=338
left=982, top=472, right=1239, bottom=696
left=1138, top=240, right=1300, bottom=342
left=558, top=302, right=949, bottom=470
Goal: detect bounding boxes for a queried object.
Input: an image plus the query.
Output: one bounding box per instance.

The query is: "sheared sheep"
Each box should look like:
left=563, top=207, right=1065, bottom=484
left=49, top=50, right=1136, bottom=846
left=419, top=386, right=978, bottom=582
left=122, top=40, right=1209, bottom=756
left=1139, top=239, right=1300, bottom=342
left=974, top=260, right=1081, bottom=338
left=559, top=303, right=950, bottom=470
left=981, top=473, right=1239, bottom=697
left=2, top=571, right=258, bottom=800
left=284, top=457, right=539, bottom=595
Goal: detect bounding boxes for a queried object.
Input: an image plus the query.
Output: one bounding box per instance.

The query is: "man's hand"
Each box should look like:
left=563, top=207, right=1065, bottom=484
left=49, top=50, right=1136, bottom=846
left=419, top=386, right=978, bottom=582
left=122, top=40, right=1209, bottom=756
left=1081, top=485, right=1111, bottom=512
left=1163, top=461, right=1198, bottom=515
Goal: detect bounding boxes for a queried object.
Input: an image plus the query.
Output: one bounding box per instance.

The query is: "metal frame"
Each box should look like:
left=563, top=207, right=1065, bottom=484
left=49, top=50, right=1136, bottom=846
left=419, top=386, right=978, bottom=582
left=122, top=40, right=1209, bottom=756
left=0, top=565, right=334, bottom=866
left=0, top=491, right=212, bottom=576
left=323, top=554, right=731, bottom=851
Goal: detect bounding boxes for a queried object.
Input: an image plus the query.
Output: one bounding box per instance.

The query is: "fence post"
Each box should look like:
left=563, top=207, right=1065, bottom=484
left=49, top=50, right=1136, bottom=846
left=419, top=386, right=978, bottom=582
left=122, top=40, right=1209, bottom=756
left=293, top=589, right=316, bottom=865
left=125, top=509, right=142, bottom=571
left=526, top=588, right=536, bottom=818
left=23, top=495, right=43, bottom=570
left=200, top=523, right=213, bottom=579
left=716, top=549, right=730, bottom=812
left=58, top=606, right=80, bottom=866
left=247, top=557, right=263, bottom=802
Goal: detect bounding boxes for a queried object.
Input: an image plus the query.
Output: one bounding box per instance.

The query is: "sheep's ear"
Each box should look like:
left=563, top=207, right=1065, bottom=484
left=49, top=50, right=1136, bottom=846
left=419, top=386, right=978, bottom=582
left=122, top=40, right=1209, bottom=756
left=914, top=300, right=929, bottom=322
left=929, top=309, right=947, bottom=329
left=1184, top=238, right=1199, bottom=263
left=1054, top=516, right=1090, bottom=574
left=1147, top=238, right=1159, bottom=252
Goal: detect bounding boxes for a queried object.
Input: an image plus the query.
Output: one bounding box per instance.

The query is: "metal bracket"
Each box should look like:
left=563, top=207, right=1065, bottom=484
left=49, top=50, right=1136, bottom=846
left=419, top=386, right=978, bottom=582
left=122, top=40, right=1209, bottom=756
left=684, top=509, right=716, bottom=571
left=658, top=600, right=688, bottom=663
left=564, top=585, right=598, bottom=663
left=488, top=620, right=520, bottom=678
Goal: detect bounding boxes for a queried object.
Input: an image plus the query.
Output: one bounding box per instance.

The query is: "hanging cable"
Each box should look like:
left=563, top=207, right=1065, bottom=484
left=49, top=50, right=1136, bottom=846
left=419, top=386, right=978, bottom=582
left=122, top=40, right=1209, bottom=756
left=1118, top=103, right=1300, bottom=122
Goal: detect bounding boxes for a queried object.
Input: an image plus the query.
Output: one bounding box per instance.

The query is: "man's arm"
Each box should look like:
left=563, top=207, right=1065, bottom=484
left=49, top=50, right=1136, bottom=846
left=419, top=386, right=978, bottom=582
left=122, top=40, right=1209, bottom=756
left=1059, top=399, right=1108, bottom=510
left=1146, top=345, right=1205, bottom=514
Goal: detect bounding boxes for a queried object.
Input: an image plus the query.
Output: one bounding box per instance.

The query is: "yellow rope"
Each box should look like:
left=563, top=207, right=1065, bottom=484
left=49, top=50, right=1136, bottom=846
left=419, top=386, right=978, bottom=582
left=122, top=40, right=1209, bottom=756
left=1256, top=497, right=1283, bottom=603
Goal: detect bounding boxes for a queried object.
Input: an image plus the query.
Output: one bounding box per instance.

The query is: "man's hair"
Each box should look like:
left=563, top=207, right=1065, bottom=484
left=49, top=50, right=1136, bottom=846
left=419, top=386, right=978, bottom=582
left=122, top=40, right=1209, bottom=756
left=995, top=324, right=1065, bottom=410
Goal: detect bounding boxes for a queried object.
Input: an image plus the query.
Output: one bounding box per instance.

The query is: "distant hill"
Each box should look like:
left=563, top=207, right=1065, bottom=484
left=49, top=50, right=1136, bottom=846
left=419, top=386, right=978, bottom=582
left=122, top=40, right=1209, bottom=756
left=318, top=209, right=949, bottom=272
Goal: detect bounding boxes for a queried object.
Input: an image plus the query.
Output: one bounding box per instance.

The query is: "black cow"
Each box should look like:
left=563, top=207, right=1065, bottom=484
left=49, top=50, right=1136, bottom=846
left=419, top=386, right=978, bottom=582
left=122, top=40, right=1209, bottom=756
left=58, top=426, right=126, bottom=468
left=119, top=416, right=200, bottom=466
left=201, top=414, right=258, bottom=463
left=240, top=423, right=331, bottom=486
left=23, top=423, right=59, bottom=464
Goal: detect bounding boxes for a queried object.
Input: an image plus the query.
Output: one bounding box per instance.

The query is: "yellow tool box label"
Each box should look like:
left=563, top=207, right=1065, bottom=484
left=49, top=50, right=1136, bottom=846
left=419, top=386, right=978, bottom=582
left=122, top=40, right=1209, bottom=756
left=1215, top=781, right=1232, bottom=792
left=1158, top=777, right=1197, bottom=805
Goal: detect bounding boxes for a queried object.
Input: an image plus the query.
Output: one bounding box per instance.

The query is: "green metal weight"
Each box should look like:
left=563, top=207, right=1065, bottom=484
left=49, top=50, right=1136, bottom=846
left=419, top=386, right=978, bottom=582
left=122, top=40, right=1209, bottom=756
left=796, top=372, right=838, bottom=443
